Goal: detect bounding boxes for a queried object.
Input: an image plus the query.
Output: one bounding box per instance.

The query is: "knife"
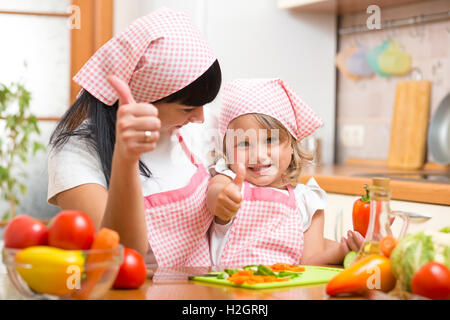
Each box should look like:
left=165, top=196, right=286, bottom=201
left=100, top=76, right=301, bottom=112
left=400, top=211, right=432, bottom=219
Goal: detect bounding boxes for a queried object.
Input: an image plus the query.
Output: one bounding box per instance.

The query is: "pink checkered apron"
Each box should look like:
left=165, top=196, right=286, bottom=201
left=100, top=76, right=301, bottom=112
left=218, top=181, right=304, bottom=267
left=143, top=133, right=213, bottom=267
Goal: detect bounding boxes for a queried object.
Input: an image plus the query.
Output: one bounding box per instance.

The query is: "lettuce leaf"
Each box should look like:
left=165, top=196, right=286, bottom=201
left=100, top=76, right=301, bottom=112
left=390, top=232, right=434, bottom=291
left=444, top=246, right=450, bottom=268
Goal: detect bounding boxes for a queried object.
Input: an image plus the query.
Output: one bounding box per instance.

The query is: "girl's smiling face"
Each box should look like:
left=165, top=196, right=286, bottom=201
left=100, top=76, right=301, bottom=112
left=225, top=114, right=293, bottom=189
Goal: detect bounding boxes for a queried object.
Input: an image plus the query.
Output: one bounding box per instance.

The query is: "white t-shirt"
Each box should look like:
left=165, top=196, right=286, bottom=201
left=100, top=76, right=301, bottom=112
left=209, top=158, right=327, bottom=266
left=47, top=126, right=198, bottom=203
left=47, top=121, right=204, bottom=264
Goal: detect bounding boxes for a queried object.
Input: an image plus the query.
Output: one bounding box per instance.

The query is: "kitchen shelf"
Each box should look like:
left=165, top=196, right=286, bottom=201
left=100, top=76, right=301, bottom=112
left=277, top=0, right=425, bottom=14
left=298, top=161, right=450, bottom=205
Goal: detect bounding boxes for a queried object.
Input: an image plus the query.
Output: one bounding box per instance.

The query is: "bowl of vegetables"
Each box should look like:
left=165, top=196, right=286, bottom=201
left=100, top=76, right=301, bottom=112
left=2, top=211, right=124, bottom=300
left=3, top=244, right=123, bottom=300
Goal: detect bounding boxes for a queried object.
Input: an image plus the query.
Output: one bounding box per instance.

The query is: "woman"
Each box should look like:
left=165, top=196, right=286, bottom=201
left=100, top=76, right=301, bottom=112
left=48, top=7, right=221, bottom=266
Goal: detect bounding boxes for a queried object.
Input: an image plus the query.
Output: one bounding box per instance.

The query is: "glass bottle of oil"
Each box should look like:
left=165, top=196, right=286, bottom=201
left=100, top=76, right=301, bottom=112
left=357, top=177, right=409, bottom=259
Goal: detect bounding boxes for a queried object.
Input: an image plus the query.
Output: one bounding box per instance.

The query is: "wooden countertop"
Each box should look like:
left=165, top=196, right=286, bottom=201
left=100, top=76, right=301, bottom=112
left=298, top=161, right=450, bottom=205
left=103, top=265, right=361, bottom=300
left=0, top=265, right=365, bottom=300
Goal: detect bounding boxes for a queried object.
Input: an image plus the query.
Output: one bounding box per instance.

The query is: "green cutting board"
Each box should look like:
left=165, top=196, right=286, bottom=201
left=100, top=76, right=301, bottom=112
left=190, top=266, right=342, bottom=290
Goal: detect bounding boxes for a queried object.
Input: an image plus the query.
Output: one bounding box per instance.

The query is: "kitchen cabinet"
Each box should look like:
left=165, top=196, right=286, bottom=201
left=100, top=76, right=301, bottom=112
left=324, top=193, right=450, bottom=241
left=277, top=0, right=425, bottom=14
left=299, top=162, right=450, bottom=206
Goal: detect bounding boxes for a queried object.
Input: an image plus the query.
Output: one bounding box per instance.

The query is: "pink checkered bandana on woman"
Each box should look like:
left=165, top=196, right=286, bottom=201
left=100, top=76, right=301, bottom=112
left=73, top=7, right=216, bottom=105
left=218, top=78, right=323, bottom=141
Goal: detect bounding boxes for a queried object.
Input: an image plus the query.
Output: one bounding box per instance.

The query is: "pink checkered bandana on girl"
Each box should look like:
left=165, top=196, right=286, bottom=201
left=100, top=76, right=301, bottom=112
left=218, top=78, right=323, bottom=142
left=73, top=7, right=216, bottom=105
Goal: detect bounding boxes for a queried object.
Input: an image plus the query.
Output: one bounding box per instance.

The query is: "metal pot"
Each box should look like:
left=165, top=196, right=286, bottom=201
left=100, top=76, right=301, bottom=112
left=428, top=92, right=450, bottom=165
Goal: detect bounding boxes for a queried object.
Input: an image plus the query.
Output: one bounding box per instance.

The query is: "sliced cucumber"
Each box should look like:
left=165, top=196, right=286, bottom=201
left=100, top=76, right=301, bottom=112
left=256, top=265, right=277, bottom=276
left=224, top=268, right=239, bottom=276
left=277, top=271, right=301, bottom=278
left=343, top=251, right=358, bottom=268
left=243, top=265, right=258, bottom=272
left=217, top=272, right=229, bottom=279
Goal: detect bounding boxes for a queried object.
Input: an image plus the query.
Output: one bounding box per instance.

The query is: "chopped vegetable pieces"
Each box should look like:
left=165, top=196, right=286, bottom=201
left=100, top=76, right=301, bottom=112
left=219, top=264, right=306, bottom=285
left=227, top=270, right=290, bottom=285
left=269, top=263, right=306, bottom=273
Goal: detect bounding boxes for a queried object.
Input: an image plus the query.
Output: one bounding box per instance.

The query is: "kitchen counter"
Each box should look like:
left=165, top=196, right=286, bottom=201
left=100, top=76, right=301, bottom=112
left=298, top=161, right=450, bottom=206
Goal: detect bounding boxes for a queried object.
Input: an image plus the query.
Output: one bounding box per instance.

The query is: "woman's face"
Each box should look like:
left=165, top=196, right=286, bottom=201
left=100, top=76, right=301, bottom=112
left=225, top=114, right=293, bottom=188
left=153, top=102, right=204, bottom=135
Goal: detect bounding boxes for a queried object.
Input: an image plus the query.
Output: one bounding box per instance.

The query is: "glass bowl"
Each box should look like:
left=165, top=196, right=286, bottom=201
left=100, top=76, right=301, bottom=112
left=2, top=245, right=123, bottom=300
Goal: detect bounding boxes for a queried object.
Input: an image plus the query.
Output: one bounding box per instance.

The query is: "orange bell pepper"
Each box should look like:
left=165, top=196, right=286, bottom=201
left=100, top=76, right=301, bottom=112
left=326, top=254, right=396, bottom=296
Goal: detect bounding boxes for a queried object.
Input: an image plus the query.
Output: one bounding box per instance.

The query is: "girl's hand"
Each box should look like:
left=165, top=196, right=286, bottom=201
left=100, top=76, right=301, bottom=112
left=341, top=230, right=365, bottom=252
left=107, top=75, right=161, bottom=163
left=214, top=164, right=245, bottom=224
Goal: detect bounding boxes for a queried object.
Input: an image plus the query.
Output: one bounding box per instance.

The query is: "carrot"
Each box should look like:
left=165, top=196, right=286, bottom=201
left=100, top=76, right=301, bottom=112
left=269, top=264, right=305, bottom=273
left=270, top=263, right=289, bottom=271
left=290, top=266, right=305, bottom=272
left=72, top=228, right=120, bottom=300
left=235, top=270, right=253, bottom=276
left=380, top=235, right=397, bottom=257
left=228, top=275, right=251, bottom=284
left=227, top=272, right=290, bottom=285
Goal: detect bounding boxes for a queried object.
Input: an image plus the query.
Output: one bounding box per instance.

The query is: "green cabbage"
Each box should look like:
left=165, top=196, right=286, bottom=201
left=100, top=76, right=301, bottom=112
left=440, top=226, right=450, bottom=233
left=390, top=230, right=450, bottom=292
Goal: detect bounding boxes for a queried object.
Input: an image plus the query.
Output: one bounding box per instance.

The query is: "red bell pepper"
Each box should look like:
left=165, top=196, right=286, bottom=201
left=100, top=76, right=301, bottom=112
left=352, top=184, right=395, bottom=238
left=352, top=184, right=371, bottom=237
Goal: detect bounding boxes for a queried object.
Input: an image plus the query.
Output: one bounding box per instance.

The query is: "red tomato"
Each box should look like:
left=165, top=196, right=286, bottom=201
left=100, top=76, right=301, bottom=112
left=113, top=248, right=146, bottom=289
left=411, top=262, right=450, bottom=300
left=3, top=216, right=48, bottom=249
left=48, top=210, right=95, bottom=250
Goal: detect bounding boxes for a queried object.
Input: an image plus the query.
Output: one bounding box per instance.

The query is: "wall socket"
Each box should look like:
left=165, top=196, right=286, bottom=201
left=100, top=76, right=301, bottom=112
left=340, top=124, right=365, bottom=148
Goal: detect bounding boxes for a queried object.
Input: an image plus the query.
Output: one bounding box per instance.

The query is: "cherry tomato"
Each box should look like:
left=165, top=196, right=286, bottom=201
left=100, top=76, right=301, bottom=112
left=48, top=210, right=95, bottom=250
left=3, top=216, right=48, bottom=249
left=411, top=261, right=450, bottom=300
left=113, top=248, right=146, bottom=289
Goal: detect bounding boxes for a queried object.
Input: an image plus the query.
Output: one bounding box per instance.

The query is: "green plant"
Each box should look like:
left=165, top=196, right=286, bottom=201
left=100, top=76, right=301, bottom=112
left=0, top=80, right=46, bottom=222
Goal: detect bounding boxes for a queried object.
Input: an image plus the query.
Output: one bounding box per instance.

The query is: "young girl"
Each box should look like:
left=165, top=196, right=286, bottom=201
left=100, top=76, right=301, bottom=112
left=206, top=78, right=364, bottom=266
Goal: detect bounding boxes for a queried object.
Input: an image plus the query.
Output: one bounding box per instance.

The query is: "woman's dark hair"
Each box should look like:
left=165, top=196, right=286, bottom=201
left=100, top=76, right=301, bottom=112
left=50, top=60, right=221, bottom=186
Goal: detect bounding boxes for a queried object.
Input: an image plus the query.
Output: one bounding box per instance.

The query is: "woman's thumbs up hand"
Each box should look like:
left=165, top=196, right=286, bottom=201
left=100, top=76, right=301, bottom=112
left=107, top=75, right=161, bottom=162
left=214, top=164, right=246, bottom=224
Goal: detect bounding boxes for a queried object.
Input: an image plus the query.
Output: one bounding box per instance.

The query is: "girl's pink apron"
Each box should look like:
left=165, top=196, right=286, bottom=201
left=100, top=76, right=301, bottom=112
left=144, top=133, right=213, bottom=267
left=218, top=181, right=304, bottom=266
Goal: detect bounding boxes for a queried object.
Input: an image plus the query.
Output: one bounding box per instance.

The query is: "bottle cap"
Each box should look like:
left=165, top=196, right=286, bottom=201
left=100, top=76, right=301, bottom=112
left=372, top=177, right=390, bottom=188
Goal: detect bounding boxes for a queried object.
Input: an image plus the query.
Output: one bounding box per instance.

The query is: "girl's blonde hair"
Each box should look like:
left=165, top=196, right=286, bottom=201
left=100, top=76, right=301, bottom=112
left=218, top=113, right=314, bottom=187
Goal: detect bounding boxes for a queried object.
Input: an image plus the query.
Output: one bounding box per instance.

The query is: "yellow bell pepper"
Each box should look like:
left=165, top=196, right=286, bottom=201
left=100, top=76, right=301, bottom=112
left=15, top=246, right=85, bottom=296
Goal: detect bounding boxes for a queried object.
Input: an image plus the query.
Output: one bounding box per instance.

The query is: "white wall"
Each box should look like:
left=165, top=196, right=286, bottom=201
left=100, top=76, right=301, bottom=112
left=113, top=0, right=337, bottom=164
